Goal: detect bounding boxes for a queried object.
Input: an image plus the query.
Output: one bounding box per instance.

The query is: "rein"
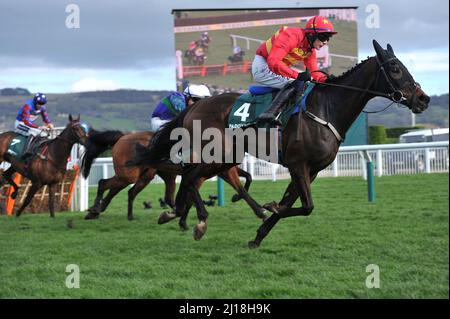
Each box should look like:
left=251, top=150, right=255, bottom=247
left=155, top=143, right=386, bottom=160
left=299, top=56, right=411, bottom=142
left=310, top=56, right=418, bottom=113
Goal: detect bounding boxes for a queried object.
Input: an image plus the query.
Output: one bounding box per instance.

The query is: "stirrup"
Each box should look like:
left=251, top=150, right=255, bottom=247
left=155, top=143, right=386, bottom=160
left=256, top=113, right=282, bottom=126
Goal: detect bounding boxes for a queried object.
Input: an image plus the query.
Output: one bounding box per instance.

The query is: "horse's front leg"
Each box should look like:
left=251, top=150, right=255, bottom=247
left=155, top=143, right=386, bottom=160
left=157, top=170, right=191, bottom=225
left=15, top=182, right=42, bottom=217
left=48, top=183, right=56, bottom=218
left=248, top=170, right=314, bottom=248
left=277, top=172, right=317, bottom=218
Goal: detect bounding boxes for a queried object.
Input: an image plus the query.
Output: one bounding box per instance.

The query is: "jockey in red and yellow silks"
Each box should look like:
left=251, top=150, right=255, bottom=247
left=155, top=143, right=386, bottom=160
left=256, top=26, right=328, bottom=83
left=253, top=16, right=338, bottom=125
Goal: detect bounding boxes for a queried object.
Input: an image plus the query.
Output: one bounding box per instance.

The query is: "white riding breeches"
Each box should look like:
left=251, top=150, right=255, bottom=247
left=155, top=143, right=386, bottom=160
left=251, top=54, right=295, bottom=89
left=150, top=117, right=170, bottom=132
left=14, top=120, right=42, bottom=137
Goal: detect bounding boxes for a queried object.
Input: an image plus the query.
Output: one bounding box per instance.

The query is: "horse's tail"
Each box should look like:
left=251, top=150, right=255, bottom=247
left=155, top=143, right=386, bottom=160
left=81, top=129, right=124, bottom=178
left=128, top=109, right=189, bottom=167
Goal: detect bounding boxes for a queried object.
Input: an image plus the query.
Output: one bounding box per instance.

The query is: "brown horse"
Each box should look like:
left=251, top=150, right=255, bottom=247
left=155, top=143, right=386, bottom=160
left=81, top=130, right=266, bottom=227
left=131, top=40, right=430, bottom=247
left=0, top=115, right=89, bottom=217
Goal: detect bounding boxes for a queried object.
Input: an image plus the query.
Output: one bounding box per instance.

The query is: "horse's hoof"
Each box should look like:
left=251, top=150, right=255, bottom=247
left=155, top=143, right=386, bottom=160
left=248, top=240, right=260, bottom=249
left=263, top=201, right=279, bottom=214
left=11, top=191, right=18, bottom=200
left=84, top=212, right=99, bottom=220
left=158, top=211, right=176, bottom=224
left=193, top=222, right=207, bottom=241
left=179, top=221, right=189, bottom=231
left=231, top=194, right=241, bottom=202
left=87, top=206, right=98, bottom=214
left=127, top=215, right=134, bottom=221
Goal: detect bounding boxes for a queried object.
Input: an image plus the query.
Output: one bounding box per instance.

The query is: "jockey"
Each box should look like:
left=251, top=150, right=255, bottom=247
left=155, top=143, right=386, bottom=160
left=15, top=92, right=54, bottom=159
left=150, top=84, right=211, bottom=132
left=15, top=92, right=53, bottom=130
left=252, top=16, right=338, bottom=125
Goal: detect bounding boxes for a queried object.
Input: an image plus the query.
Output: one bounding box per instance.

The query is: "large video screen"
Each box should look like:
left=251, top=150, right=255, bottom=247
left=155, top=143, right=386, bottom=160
left=173, top=8, right=358, bottom=94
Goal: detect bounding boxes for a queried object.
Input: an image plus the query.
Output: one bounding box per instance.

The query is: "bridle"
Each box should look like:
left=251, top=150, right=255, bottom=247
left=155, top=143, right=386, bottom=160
left=56, top=121, right=87, bottom=145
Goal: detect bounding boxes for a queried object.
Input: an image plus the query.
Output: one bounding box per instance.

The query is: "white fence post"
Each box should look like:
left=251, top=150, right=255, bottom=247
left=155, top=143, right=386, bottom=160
left=79, top=175, right=89, bottom=211
left=271, top=164, right=278, bottom=182
left=332, top=158, right=338, bottom=177
left=102, top=163, right=108, bottom=179
left=425, top=148, right=431, bottom=173
left=248, top=155, right=255, bottom=179
left=376, top=149, right=383, bottom=177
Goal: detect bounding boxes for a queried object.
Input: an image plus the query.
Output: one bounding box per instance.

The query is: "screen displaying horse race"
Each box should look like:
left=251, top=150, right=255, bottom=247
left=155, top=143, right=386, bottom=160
left=173, top=8, right=358, bottom=94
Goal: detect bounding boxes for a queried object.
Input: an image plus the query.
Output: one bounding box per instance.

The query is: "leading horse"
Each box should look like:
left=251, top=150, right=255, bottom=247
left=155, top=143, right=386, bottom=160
left=0, top=115, right=88, bottom=217
left=131, top=40, right=430, bottom=247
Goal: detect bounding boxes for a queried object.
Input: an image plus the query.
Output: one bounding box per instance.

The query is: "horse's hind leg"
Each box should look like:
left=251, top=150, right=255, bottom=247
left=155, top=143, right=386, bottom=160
left=178, top=165, right=212, bottom=240
left=158, top=171, right=177, bottom=208
left=2, top=168, right=19, bottom=199
left=220, top=167, right=267, bottom=221
left=15, top=182, right=41, bottom=217
left=99, top=185, right=126, bottom=212
left=177, top=177, right=205, bottom=231
left=85, top=176, right=126, bottom=219
left=127, top=170, right=155, bottom=221
left=231, top=167, right=252, bottom=202
left=88, top=178, right=110, bottom=214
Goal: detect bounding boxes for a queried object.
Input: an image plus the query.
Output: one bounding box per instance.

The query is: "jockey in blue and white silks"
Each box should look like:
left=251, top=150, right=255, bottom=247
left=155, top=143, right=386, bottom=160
left=150, top=84, right=211, bottom=132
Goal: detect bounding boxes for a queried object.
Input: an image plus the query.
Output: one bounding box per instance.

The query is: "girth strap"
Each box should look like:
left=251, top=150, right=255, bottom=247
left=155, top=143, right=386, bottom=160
left=304, top=111, right=344, bottom=143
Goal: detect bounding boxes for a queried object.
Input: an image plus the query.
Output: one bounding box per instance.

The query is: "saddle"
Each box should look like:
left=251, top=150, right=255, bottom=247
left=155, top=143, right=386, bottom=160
left=228, top=83, right=314, bottom=130
left=7, top=133, right=50, bottom=161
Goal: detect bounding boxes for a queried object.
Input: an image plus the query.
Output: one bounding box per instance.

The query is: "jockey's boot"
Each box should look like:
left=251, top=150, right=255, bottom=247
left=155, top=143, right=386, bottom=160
left=256, top=82, right=298, bottom=126
left=21, top=136, right=36, bottom=161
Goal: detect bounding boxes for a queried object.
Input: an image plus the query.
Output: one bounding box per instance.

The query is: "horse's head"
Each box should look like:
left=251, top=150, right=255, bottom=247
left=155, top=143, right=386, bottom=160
left=67, top=114, right=89, bottom=146
left=373, top=40, right=430, bottom=114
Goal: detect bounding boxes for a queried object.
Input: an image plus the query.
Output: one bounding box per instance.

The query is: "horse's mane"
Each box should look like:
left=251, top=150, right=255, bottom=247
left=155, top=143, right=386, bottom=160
left=129, top=106, right=191, bottom=167
left=326, top=56, right=374, bottom=83
left=81, top=128, right=124, bottom=178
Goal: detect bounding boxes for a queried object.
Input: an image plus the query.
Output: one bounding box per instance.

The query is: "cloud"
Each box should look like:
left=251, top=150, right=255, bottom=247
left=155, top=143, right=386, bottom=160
left=71, top=78, right=121, bottom=92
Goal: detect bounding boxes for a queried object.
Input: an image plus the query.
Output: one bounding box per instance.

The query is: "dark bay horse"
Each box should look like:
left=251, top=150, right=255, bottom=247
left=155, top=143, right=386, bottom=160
left=131, top=41, right=430, bottom=248
left=81, top=130, right=266, bottom=226
left=0, top=115, right=89, bottom=217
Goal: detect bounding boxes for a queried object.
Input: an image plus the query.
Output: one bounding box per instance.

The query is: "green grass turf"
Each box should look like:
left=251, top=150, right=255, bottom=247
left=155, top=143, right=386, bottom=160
left=0, top=174, right=448, bottom=298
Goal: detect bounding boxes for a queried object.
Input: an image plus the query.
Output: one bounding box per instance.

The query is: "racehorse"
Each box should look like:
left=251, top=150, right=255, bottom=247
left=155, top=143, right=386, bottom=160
left=130, top=40, right=430, bottom=248
left=81, top=130, right=266, bottom=227
left=0, top=115, right=88, bottom=217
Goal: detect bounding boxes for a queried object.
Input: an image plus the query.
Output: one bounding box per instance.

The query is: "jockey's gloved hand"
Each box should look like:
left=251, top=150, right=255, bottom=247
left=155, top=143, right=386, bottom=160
left=46, top=123, right=54, bottom=129
left=326, top=74, right=337, bottom=83
left=296, top=69, right=312, bottom=82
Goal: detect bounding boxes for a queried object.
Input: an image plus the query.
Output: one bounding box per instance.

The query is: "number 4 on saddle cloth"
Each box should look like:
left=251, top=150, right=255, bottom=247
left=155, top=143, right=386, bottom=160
left=228, top=82, right=315, bottom=165
left=228, top=81, right=316, bottom=130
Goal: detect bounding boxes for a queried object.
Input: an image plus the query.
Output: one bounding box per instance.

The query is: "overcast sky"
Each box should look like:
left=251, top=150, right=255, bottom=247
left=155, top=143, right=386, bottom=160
left=0, top=0, right=448, bottom=95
